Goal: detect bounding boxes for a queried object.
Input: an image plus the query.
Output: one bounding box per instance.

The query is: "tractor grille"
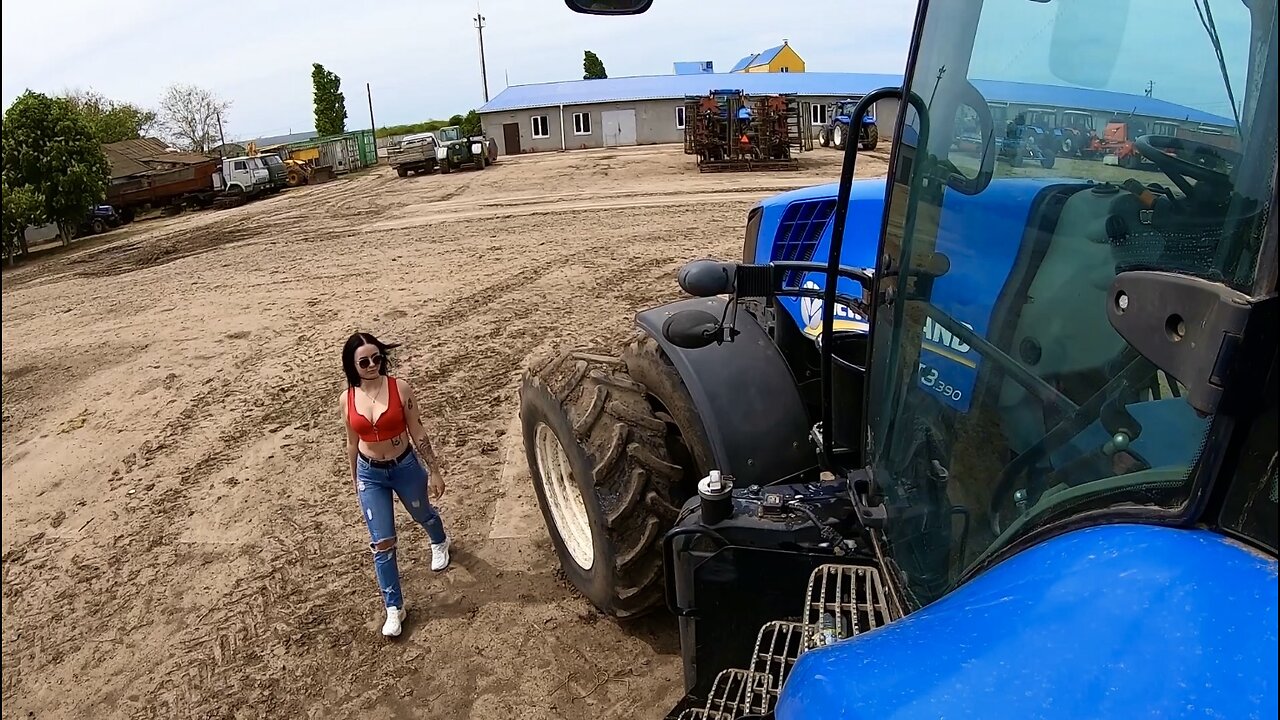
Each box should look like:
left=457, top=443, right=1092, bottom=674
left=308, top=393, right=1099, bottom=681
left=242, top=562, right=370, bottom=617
left=771, top=199, right=837, bottom=288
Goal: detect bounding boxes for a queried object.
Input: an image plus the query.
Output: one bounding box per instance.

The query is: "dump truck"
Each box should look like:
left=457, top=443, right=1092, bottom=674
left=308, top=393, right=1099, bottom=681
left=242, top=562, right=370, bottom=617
left=535, top=2, right=1278, bottom=719
left=106, top=156, right=221, bottom=222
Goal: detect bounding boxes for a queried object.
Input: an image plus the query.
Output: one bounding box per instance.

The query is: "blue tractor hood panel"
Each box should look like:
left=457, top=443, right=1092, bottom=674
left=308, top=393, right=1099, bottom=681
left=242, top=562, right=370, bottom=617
left=777, top=524, right=1279, bottom=720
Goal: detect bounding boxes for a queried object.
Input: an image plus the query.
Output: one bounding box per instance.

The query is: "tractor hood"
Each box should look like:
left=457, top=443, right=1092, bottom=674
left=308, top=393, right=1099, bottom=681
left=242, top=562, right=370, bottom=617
left=756, top=174, right=1069, bottom=413
left=776, top=524, right=1279, bottom=720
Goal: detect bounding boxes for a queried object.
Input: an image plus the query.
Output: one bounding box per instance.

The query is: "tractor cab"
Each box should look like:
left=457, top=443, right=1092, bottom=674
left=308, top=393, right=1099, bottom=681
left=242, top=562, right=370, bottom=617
left=542, top=1, right=1278, bottom=718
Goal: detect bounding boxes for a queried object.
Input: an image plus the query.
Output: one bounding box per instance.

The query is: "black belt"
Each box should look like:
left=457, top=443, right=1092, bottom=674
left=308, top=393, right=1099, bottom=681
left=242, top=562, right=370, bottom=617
left=360, top=447, right=413, bottom=468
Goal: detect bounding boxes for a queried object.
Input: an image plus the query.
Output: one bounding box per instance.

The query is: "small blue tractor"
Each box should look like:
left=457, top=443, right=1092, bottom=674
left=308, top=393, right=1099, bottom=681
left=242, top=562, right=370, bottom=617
left=996, top=111, right=1057, bottom=168
left=817, top=99, right=879, bottom=151
left=538, top=1, right=1279, bottom=718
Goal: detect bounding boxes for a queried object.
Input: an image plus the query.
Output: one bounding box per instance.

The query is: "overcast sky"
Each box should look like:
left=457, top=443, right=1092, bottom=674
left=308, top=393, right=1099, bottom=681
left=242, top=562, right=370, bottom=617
left=0, top=0, right=916, bottom=141
left=2, top=0, right=1254, bottom=142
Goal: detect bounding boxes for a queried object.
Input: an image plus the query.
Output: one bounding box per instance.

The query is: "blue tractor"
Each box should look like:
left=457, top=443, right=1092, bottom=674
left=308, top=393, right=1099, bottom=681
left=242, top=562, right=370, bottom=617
left=818, top=99, right=879, bottom=152
left=535, top=1, right=1279, bottom=718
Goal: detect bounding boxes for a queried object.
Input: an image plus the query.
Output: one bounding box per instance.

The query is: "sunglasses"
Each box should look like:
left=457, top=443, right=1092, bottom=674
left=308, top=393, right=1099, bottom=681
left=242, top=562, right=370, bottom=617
left=357, top=354, right=384, bottom=369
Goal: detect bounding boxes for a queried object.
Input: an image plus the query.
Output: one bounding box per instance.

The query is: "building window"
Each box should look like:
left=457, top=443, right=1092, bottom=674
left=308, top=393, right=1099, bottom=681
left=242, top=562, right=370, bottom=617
left=1153, top=121, right=1179, bottom=136
left=573, top=112, right=592, bottom=135
left=810, top=104, right=827, bottom=126
left=780, top=67, right=790, bottom=73
left=531, top=115, right=550, bottom=139
left=676, top=106, right=686, bottom=129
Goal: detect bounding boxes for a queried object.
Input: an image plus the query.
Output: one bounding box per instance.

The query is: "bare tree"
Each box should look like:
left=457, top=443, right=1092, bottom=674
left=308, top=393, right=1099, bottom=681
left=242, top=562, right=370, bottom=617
left=157, top=84, right=230, bottom=153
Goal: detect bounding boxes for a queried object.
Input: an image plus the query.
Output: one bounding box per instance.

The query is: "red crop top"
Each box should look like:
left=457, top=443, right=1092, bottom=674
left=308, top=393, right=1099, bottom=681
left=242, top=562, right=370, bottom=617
left=347, top=378, right=408, bottom=443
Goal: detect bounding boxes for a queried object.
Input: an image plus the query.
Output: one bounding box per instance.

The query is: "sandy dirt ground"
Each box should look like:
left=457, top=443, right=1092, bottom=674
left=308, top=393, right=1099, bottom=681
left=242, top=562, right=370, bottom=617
left=1, top=144, right=888, bottom=720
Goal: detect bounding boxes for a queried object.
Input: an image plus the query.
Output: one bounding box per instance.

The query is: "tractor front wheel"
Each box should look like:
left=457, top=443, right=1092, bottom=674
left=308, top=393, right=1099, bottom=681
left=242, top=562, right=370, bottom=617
left=439, top=160, right=452, bottom=174
left=818, top=127, right=830, bottom=147
left=832, top=123, right=846, bottom=151
left=520, top=351, right=684, bottom=618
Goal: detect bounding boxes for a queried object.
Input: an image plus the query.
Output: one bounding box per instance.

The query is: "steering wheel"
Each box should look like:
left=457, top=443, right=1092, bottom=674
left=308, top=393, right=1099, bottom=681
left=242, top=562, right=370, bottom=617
left=1133, top=134, right=1238, bottom=197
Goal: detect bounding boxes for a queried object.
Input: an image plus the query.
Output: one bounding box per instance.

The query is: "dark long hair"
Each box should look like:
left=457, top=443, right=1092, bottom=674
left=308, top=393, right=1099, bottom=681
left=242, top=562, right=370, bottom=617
left=342, top=332, right=398, bottom=387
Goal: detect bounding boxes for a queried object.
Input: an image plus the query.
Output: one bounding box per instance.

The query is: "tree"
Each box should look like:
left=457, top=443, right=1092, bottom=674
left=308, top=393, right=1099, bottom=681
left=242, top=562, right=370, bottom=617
left=62, top=89, right=157, bottom=144
left=311, top=64, right=348, bottom=137
left=158, top=84, right=230, bottom=153
left=460, top=110, right=483, bottom=137
left=2, top=92, right=110, bottom=247
left=2, top=179, right=42, bottom=262
left=448, top=114, right=465, bottom=127
left=583, top=51, right=608, bottom=80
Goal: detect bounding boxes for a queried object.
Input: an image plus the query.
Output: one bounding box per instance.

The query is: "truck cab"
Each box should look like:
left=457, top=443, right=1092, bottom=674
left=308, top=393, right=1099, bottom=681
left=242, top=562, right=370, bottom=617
left=213, top=156, right=272, bottom=196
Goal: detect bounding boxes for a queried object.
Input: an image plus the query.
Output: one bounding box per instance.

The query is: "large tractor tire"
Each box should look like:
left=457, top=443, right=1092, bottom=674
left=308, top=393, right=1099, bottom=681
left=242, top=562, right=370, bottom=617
left=621, top=335, right=714, bottom=487
left=860, top=124, right=880, bottom=151
left=818, top=127, right=830, bottom=147
left=832, top=123, right=847, bottom=151
left=520, top=350, right=684, bottom=618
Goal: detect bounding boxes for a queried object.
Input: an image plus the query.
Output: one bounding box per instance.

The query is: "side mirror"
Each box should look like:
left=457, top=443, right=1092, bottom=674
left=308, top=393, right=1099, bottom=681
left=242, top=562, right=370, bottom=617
left=678, top=260, right=737, bottom=297
left=564, top=0, right=653, bottom=14
left=662, top=310, right=722, bottom=349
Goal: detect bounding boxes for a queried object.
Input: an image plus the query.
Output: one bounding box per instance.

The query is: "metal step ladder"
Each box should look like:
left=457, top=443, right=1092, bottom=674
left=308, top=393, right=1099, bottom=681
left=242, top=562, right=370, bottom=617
left=675, top=564, right=899, bottom=720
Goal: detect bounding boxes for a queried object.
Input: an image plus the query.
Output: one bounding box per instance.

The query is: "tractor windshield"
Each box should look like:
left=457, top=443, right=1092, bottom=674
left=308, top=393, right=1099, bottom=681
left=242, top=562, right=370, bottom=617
left=866, top=0, right=1277, bottom=606
left=439, top=127, right=463, bottom=142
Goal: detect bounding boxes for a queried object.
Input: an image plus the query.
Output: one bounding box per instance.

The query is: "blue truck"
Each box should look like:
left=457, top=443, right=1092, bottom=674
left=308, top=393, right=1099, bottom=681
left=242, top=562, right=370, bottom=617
left=531, top=1, right=1279, bottom=718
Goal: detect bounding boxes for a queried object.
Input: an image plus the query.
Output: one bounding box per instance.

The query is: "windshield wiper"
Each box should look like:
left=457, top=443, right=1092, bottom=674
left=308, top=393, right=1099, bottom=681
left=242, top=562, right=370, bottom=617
left=1195, top=0, right=1243, bottom=135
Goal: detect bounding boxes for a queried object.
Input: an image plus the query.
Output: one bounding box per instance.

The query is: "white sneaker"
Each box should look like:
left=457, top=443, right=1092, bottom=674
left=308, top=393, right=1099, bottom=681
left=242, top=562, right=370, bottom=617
left=431, top=538, right=452, bottom=571
left=382, top=605, right=407, bottom=637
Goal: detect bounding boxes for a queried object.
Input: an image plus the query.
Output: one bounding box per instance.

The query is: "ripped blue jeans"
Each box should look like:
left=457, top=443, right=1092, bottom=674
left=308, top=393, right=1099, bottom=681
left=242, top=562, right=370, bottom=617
left=356, top=448, right=446, bottom=608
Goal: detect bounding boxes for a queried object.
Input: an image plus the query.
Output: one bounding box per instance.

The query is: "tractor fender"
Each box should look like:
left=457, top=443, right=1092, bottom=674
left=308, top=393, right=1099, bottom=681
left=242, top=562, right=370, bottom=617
left=635, top=297, right=815, bottom=488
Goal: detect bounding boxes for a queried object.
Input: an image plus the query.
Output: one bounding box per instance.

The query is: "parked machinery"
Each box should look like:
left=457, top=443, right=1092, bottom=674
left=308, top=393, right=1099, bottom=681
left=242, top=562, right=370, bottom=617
left=683, top=89, right=812, bottom=172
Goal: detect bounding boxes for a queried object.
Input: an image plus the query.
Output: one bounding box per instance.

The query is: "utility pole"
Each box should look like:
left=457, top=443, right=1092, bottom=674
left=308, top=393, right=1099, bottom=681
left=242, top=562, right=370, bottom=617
left=367, top=82, right=378, bottom=163
left=1145, top=80, right=1154, bottom=97
left=474, top=12, right=490, bottom=102
left=215, top=110, right=227, bottom=157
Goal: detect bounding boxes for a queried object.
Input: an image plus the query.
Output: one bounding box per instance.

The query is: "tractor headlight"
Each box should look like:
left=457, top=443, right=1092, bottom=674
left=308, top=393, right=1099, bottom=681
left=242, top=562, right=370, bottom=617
left=471, top=143, right=483, bottom=154
left=742, top=206, right=763, bottom=263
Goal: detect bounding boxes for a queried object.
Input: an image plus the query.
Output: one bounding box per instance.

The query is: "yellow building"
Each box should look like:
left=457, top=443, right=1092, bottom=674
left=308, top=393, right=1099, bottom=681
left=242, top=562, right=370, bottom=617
left=729, top=40, right=805, bottom=73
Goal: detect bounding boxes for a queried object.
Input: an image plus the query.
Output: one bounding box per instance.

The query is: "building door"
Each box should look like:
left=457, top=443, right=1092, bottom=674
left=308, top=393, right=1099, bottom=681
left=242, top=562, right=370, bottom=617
left=600, top=110, right=637, bottom=147
left=503, top=123, right=522, bottom=155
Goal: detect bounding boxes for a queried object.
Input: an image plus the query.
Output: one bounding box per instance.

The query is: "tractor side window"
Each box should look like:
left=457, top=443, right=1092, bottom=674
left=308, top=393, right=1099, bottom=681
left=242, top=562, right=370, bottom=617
left=233, top=161, right=247, bottom=171
left=867, top=0, right=1277, bottom=607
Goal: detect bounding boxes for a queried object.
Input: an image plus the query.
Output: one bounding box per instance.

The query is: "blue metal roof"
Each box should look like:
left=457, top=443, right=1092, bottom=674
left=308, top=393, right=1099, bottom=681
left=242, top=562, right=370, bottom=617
left=754, top=44, right=788, bottom=66
left=479, top=72, right=1233, bottom=127
left=969, top=78, right=1232, bottom=125
left=729, top=54, right=758, bottom=73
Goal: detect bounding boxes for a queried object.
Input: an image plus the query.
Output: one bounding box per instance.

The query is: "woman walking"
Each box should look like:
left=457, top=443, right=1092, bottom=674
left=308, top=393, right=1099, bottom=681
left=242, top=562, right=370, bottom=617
left=339, top=332, right=450, bottom=637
